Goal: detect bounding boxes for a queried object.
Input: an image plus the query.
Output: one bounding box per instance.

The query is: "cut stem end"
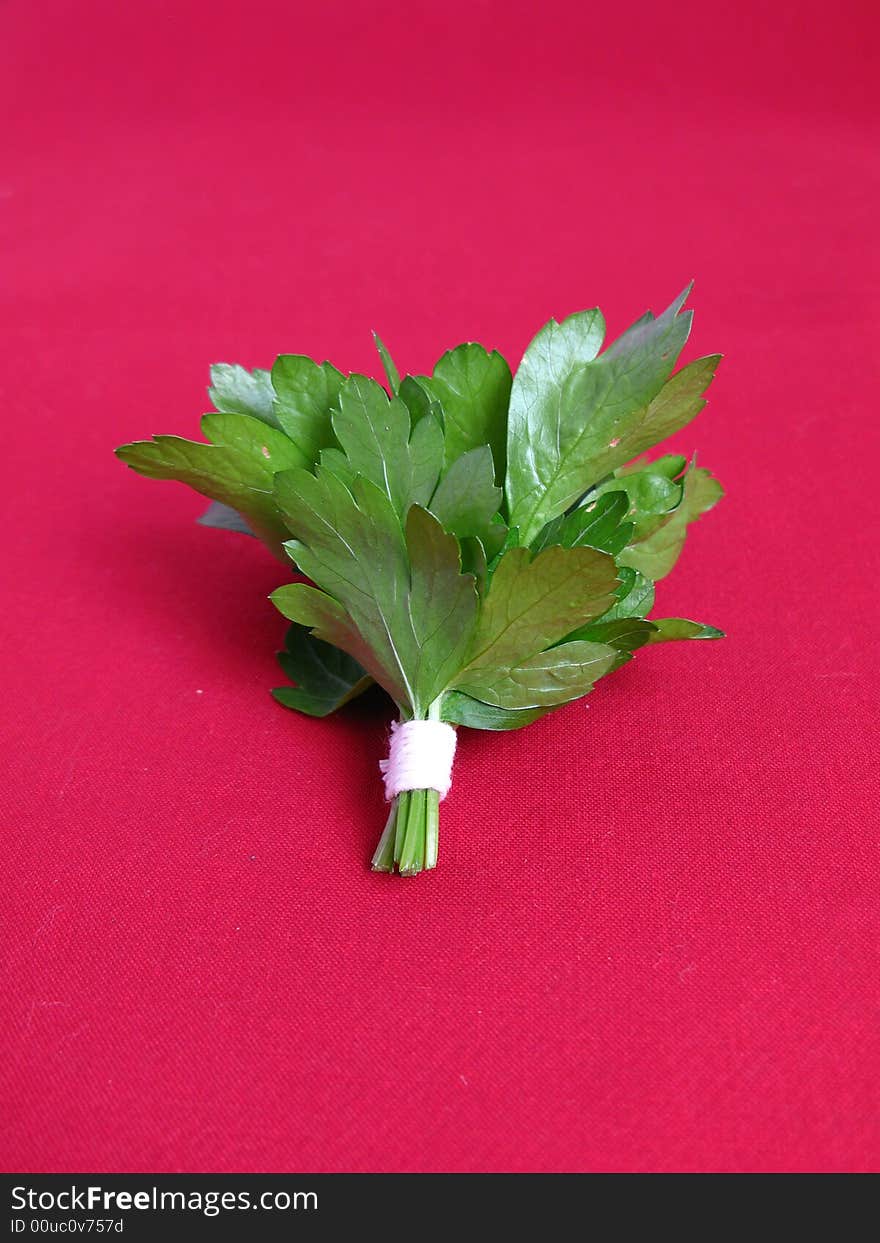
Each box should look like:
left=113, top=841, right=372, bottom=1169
left=371, top=788, right=441, bottom=876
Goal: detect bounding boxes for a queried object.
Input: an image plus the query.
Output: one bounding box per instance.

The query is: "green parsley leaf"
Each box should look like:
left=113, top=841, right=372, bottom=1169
left=647, top=618, right=725, bottom=642
left=618, top=452, right=687, bottom=480
left=530, top=491, right=633, bottom=555
left=457, top=544, right=619, bottom=681
left=404, top=505, right=479, bottom=708
left=506, top=288, right=706, bottom=542
left=440, top=692, right=550, bottom=731
left=330, top=374, right=442, bottom=516
left=208, top=363, right=279, bottom=427
left=273, top=469, right=415, bottom=706
left=274, top=467, right=476, bottom=715
left=575, top=617, right=657, bottom=658
left=270, top=581, right=398, bottom=701
left=619, top=463, right=724, bottom=579
left=596, top=566, right=656, bottom=622
left=455, top=640, right=617, bottom=710
left=273, top=623, right=373, bottom=716
left=373, top=331, right=401, bottom=395
left=398, top=375, right=443, bottom=427
left=418, top=344, right=512, bottom=483
left=115, top=413, right=306, bottom=555
left=271, top=355, right=345, bottom=465
left=428, top=445, right=504, bottom=550
left=589, top=469, right=684, bottom=541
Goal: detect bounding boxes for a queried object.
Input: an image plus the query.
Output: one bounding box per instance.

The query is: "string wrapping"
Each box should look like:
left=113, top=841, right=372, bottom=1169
left=379, top=720, right=457, bottom=800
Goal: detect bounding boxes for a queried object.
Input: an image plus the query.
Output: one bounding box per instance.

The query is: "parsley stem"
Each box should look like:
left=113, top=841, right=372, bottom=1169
left=370, top=787, right=441, bottom=875
left=399, top=788, right=426, bottom=874
left=425, top=790, right=440, bottom=869
left=370, top=804, right=397, bottom=872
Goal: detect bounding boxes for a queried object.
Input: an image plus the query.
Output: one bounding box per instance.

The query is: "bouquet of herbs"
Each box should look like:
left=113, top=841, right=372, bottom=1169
left=116, top=286, right=723, bottom=875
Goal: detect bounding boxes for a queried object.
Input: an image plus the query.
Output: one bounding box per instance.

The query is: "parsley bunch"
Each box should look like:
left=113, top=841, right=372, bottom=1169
left=117, top=287, right=723, bottom=875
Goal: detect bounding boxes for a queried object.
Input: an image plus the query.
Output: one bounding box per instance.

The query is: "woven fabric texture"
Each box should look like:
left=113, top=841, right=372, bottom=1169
left=2, top=0, right=877, bottom=1174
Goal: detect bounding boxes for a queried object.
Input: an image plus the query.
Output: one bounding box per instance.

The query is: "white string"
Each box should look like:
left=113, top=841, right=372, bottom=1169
left=379, top=720, right=457, bottom=801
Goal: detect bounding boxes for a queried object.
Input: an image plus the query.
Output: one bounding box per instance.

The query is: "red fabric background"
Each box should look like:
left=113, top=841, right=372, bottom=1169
left=2, top=0, right=878, bottom=1173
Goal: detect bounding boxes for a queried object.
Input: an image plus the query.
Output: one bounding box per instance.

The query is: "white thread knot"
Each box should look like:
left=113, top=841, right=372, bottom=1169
left=379, top=720, right=457, bottom=801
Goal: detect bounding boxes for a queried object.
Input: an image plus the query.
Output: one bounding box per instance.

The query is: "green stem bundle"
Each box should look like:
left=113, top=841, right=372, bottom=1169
left=372, top=788, right=441, bottom=875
